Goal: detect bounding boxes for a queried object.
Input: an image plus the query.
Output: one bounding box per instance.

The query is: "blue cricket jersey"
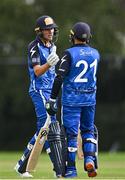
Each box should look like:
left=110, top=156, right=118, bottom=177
left=62, top=44, right=100, bottom=106
left=28, top=37, right=56, bottom=93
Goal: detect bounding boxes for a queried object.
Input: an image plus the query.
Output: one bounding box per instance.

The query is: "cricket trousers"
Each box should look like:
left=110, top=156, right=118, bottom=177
left=62, top=105, right=97, bottom=172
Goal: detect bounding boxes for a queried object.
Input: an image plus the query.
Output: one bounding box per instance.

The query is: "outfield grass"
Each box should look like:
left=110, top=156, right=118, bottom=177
left=0, top=152, right=125, bottom=179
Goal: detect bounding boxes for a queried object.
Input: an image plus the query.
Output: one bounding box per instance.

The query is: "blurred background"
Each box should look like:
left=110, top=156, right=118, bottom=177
left=0, top=0, right=125, bottom=152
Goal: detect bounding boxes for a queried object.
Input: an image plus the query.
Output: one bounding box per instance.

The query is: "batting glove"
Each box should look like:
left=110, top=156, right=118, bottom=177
left=47, top=53, right=59, bottom=67
left=46, top=98, right=57, bottom=116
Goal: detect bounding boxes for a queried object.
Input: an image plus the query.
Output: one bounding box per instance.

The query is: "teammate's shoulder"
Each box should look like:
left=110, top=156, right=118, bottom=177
left=90, top=46, right=99, bottom=53
left=63, top=46, right=73, bottom=56
left=65, top=44, right=74, bottom=51
left=90, top=46, right=100, bottom=57
left=62, top=49, right=72, bottom=59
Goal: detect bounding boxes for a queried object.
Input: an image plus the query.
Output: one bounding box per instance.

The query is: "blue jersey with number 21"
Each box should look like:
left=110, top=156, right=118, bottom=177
left=62, top=45, right=100, bottom=106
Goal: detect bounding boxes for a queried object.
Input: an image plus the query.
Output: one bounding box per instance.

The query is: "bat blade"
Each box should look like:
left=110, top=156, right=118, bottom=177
left=77, top=130, right=84, bottom=160
left=26, top=116, right=51, bottom=172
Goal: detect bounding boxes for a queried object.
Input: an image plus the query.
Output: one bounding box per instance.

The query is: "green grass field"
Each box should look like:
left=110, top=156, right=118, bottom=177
left=0, top=152, right=125, bottom=179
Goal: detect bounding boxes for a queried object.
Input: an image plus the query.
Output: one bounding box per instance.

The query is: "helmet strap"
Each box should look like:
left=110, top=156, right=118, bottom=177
left=69, top=34, right=75, bottom=45
left=53, top=28, right=59, bottom=43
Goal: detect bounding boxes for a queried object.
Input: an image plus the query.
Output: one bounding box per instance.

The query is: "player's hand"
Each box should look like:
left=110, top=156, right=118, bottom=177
left=47, top=46, right=59, bottom=67
left=47, top=53, right=59, bottom=67
left=45, top=98, right=57, bottom=116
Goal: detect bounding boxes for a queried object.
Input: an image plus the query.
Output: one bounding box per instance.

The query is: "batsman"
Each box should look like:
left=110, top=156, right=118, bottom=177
left=46, top=22, right=100, bottom=178
left=14, top=15, right=65, bottom=178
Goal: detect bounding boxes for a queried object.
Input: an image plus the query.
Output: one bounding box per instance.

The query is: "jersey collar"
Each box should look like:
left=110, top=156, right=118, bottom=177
left=72, top=44, right=89, bottom=48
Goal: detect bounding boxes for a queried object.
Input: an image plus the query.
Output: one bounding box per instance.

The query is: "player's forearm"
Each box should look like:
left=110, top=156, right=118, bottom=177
left=33, top=64, right=50, bottom=76
left=51, top=75, right=63, bottom=99
left=50, top=52, right=71, bottom=99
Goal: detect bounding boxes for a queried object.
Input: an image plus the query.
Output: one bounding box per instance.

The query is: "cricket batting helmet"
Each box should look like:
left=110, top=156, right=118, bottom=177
left=35, top=15, right=58, bottom=31
left=35, top=15, right=58, bottom=41
left=70, top=22, right=92, bottom=43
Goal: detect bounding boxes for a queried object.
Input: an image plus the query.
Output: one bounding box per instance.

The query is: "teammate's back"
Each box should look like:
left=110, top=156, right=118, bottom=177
left=62, top=44, right=100, bottom=106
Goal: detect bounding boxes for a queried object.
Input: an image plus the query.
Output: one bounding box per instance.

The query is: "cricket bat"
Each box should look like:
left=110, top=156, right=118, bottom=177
left=77, top=129, right=84, bottom=160
left=26, top=115, right=51, bottom=172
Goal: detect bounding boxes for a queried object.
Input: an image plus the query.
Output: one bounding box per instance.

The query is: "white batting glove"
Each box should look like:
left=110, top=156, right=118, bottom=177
left=47, top=46, right=59, bottom=67
left=47, top=53, right=59, bottom=66
left=52, top=45, right=57, bottom=53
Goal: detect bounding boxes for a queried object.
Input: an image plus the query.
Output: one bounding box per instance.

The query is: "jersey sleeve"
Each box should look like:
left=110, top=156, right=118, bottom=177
left=28, top=44, right=41, bottom=67
left=56, top=51, right=71, bottom=78
left=50, top=51, right=71, bottom=99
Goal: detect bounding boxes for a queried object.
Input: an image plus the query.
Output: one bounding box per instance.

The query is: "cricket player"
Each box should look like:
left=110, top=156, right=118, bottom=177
left=14, top=15, right=64, bottom=178
left=46, top=22, right=100, bottom=178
